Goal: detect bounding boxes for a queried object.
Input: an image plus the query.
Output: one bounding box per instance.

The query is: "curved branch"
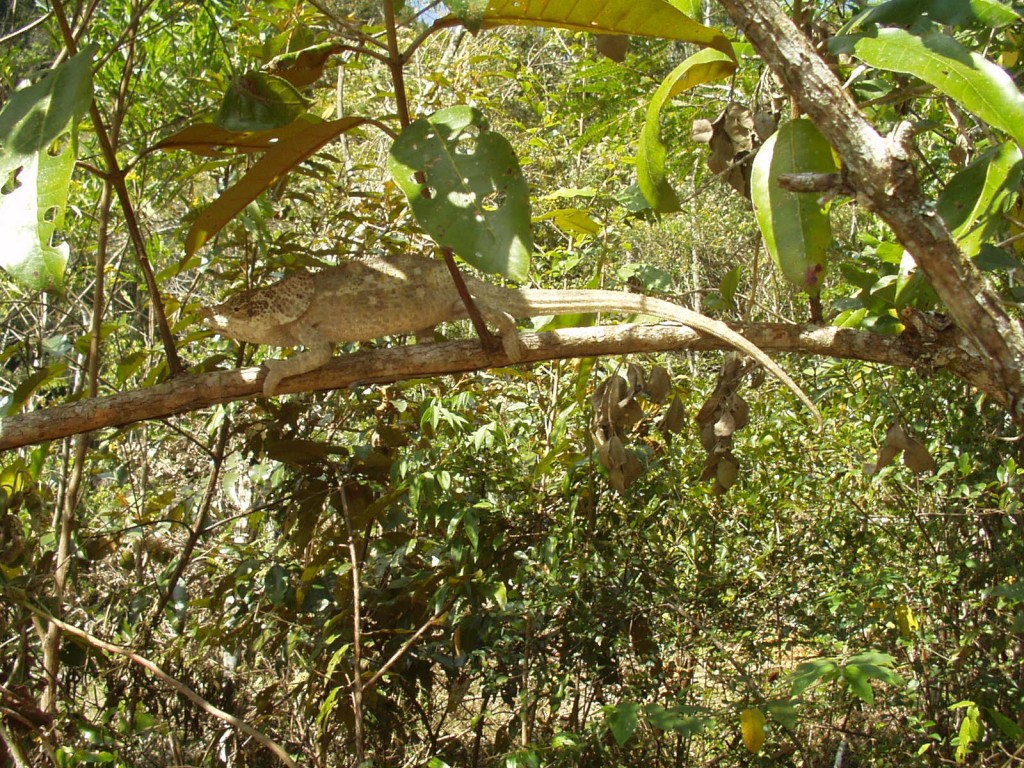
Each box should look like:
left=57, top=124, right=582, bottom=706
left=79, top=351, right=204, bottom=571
left=14, top=600, right=297, bottom=768
left=0, top=323, right=996, bottom=452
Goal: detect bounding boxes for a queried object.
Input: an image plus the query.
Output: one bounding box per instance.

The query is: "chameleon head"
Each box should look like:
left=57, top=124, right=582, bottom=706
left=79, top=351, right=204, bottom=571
left=201, top=272, right=315, bottom=344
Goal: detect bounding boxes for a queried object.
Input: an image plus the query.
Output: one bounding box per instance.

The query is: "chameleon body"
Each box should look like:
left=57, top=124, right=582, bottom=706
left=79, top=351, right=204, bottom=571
left=202, top=254, right=819, bottom=422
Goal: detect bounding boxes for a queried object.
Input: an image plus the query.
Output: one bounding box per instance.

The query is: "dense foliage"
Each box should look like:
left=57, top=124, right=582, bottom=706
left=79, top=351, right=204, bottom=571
left=1, top=1, right=1022, bottom=767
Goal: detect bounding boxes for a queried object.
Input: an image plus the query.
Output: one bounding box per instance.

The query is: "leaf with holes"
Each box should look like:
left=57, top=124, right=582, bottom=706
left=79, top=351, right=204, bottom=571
left=0, top=44, right=96, bottom=164
left=388, top=106, right=532, bottom=281
left=0, top=45, right=96, bottom=291
left=0, top=140, right=76, bottom=291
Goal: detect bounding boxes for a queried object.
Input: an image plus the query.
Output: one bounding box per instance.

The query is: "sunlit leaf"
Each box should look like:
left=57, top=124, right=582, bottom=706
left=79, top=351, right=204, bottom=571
left=0, top=140, right=75, bottom=291
left=0, top=44, right=96, bottom=164
left=477, top=0, right=733, bottom=55
left=831, top=29, right=1024, bottom=147
left=790, top=658, right=839, bottom=696
left=740, top=708, right=766, bottom=753
left=938, top=142, right=1023, bottom=257
left=388, top=106, right=532, bottom=280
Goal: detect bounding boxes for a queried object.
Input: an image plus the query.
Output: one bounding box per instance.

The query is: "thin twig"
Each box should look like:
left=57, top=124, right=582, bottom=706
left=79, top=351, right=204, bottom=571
left=49, top=0, right=183, bottom=375
left=147, top=419, right=231, bottom=627
left=362, top=605, right=452, bottom=693
left=339, top=485, right=365, bottom=762
left=0, top=11, right=52, bottom=44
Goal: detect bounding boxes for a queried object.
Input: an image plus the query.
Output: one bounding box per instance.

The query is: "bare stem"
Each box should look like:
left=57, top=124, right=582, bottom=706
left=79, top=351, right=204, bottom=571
left=339, top=486, right=365, bottom=761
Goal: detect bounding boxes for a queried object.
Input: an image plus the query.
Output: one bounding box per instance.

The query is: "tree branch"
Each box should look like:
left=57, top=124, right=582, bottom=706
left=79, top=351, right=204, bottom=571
left=716, top=0, right=1024, bottom=423
left=0, top=323, right=997, bottom=451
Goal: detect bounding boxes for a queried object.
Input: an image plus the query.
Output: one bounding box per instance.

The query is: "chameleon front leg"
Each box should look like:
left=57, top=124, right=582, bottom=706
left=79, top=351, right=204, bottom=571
left=476, top=301, right=524, bottom=362
left=262, top=339, right=332, bottom=396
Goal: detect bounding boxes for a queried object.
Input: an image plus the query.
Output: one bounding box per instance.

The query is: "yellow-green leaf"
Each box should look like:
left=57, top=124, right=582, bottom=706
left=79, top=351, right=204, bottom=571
left=478, top=0, right=733, bottom=55
left=895, top=603, right=919, bottom=638
left=638, top=48, right=737, bottom=212
left=832, top=28, right=1024, bottom=148
left=740, top=708, right=766, bottom=754
left=938, top=142, right=1023, bottom=258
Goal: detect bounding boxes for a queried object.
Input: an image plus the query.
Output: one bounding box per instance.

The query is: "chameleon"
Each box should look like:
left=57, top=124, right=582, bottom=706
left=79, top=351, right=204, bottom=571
left=202, top=253, right=820, bottom=423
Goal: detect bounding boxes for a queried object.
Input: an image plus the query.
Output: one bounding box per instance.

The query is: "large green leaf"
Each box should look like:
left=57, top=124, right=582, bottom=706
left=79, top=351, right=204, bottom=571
left=831, top=29, right=1024, bottom=147
left=477, top=0, right=733, bottom=55
left=637, top=48, right=737, bottom=212
left=388, top=106, right=532, bottom=281
left=938, top=142, right=1023, bottom=257
left=789, top=658, right=839, bottom=697
left=604, top=701, right=640, bottom=746
left=750, top=119, right=838, bottom=297
left=841, top=0, right=1020, bottom=31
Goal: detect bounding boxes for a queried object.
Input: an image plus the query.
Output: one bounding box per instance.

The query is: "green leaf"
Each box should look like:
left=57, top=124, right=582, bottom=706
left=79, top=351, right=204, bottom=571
left=789, top=658, right=839, bottom=696
left=976, top=244, right=1023, bottom=271
left=0, top=44, right=96, bottom=165
left=605, top=701, right=641, bottom=746
left=638, top=48, right=737, bottom=212
left=264, top=563, right=290, bottom=606
left=720, top=266, right=742, bottom=306
left=0, top=363, right=67, bottom=417
left=0, top=45, right=96, bottom=291
left=215, top=73, right=308, bottom=132
left=751, top=119, right=837, bottom=296
left=954, top=701, right=983, bottom=763
left=986, top=707, right=1024, bottom=741
left=938, top=142, right=1023, bottom=257
left=841, top=0, right=1020, bottom=31
left=842, top=664, right=876, bottom=705
left=533, top=208, right=602, bottom=236
left=477, top=0, right=733, bottom=55
left=845, top=651, right=897, bottom=667
left=831, top=29, right=1024, bottom=148
left=388, top=106, right=532, bottom=280
left=644, top=704, right=709, bottom=736
left=765, top=699, right=799, bottom=730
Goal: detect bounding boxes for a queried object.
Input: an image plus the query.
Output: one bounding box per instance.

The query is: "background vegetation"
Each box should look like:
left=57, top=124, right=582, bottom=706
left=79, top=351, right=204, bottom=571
left=1, top=1, right=1022, bottom=766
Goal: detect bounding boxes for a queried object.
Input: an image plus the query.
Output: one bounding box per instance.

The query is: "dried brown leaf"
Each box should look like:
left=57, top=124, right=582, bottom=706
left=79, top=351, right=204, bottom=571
left=646, top=365, right=672, bottom=403
left=903, top=436, right=937, bottom=474
left=660, top=395, right=687, bottom=434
